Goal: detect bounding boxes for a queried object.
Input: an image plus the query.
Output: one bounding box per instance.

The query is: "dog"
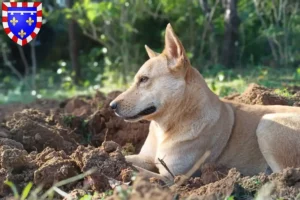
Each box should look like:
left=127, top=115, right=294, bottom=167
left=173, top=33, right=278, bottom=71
left=110, top=23, right=300, bottom=182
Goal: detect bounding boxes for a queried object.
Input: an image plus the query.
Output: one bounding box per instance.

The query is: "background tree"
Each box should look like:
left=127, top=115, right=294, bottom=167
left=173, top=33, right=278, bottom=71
left=0, top=0, right=299, bottom=103
left=66, top=0, right=81, bottom=85
left=221, top=0, right=240, bottom=67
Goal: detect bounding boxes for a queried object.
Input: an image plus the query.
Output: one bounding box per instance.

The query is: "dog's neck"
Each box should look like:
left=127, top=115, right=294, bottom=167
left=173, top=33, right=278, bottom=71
left=153, top=67, right=223, bottom=134
left=152, top=67, right=234, bottom=163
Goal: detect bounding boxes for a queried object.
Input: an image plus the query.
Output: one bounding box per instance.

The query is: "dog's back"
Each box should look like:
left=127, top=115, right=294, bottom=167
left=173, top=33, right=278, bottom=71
left=217, top=100, right=300, bottom=175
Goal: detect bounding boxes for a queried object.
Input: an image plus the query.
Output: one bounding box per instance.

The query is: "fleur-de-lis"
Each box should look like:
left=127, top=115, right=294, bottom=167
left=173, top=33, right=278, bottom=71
left=10, top=17, right=18, bottom=26
left=18, top=29, right=26, bottom=38
left=26, top=17, right=34, bottom=26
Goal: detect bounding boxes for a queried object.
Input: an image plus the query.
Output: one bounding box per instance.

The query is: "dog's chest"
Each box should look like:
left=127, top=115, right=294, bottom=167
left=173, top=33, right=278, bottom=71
left=154, top=138, right=203, bottom=175
left=155, top=142, right=201, bottom=176
left=152, top=124, right=203, bottom=176
left=154, top=126, right=165, bottom=145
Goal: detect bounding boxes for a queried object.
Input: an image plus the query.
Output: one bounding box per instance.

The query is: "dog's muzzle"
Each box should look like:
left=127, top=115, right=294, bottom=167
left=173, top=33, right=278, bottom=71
left=138, top=106, right=157, bottom=116
left=124, top=106, right=157, bottom=120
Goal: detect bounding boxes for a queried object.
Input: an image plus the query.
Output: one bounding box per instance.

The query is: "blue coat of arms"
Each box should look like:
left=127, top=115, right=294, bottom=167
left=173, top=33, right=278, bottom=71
left=2, top=2, right=42, bottom=46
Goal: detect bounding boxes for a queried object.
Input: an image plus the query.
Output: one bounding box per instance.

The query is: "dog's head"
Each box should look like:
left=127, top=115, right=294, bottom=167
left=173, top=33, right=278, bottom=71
left=110, top=23, right=192, bottom=122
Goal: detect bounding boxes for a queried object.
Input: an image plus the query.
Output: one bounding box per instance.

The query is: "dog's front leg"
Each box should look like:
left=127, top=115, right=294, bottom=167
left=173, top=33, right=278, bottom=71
left=132, top=165, right=174, bottom=184
left=126, top=155, right=174, bottom=184
left=125, top=125, right=159, bottom=172
left=125, top=154, right=158, bottom=172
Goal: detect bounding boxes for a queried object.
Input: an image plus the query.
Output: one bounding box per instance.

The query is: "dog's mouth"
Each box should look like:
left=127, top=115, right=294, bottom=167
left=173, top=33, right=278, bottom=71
left=124, top=106, right=157, bottom=121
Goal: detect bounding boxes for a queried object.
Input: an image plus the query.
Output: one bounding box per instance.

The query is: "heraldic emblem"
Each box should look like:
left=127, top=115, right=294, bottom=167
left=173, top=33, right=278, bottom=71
left=2, top=2, right=42, bottom=46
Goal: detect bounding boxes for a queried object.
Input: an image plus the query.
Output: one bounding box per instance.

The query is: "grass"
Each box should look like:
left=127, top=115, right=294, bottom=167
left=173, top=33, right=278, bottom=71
left=5, top=168, right=97, bottom=200
left=3, top=168, right=136, bottom=200
left=0, top=65, right=299, bottom=104
left=203, top=65, right=300, bottom=97
left=273, top=88, right=294, bottom=98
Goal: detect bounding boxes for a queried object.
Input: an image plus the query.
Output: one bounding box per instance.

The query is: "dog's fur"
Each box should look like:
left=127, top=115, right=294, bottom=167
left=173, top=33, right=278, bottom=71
left=110, top=23, right=300, bottom=181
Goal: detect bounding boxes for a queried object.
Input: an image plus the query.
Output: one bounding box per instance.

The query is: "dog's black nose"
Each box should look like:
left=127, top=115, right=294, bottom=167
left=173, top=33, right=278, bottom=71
left=110, top=101, right=118, bottom=110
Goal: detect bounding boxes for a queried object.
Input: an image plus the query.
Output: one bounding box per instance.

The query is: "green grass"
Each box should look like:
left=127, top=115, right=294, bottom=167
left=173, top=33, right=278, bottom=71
left=5, top=168, right=96, bottom=200
left=203, top=65, right=300, bottom=97
left=1, top=66, right=299, bottom=104
left=273, top=88, right=294, bottom=98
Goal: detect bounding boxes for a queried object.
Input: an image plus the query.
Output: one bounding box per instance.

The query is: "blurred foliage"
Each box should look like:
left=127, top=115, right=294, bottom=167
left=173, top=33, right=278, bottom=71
left=0, top=0, right=300, bottom=103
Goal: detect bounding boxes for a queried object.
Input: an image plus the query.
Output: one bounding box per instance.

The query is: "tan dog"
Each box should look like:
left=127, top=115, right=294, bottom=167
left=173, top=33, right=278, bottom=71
left=110, top=23, right=300, bottom=182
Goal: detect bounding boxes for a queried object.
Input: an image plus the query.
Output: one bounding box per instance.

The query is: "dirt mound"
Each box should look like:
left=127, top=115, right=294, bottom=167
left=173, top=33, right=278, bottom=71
left=0, top=140, right=134, bottom=197
left=185, top=169, right=240, bottom=200
left=71, top=141, right=132, bottom=192
left=0, top=138, right=36, bottom=197
left=260, top=168, right=300, bottom=199
left=33, top=147, right=80, bottom=189
left=35, top=141, right=133, bottom=193
left=87, top=94, right=149, bottom=152
left=103, top=166, right=300, bottom=200
left=0, top=99, right=61, bottom=123
left=105, top=176, right=173, bottom=200
left=173, top=166, right=300, bottom=200
left=287, top=85, right=300, bottom=95
left=5, top=109, right=80, bottom=154
left=0, top=91, right=149, bottom=197
left=224, top=83, right=300, bottom=106
left=47, top=90, right=149, bottom=152
left=0, top=104, right=24, bottom=124
left=2, top=91, right=149, bottom=155
left=63, top=91, right=106, bottom=117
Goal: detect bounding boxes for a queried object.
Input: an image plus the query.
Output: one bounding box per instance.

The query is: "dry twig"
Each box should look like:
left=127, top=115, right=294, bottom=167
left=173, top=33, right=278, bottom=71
left=158, top=157, right=175, bottom=179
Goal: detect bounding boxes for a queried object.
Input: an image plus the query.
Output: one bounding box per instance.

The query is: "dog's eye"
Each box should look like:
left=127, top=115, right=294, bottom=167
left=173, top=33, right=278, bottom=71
left=139, top=76, right=149, bottom=84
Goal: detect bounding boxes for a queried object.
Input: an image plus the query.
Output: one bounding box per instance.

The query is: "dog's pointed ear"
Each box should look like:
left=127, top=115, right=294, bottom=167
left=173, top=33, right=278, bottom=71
left=145, top=45, right=159, bottom=58
left=163, top=23, right=188, bottom=71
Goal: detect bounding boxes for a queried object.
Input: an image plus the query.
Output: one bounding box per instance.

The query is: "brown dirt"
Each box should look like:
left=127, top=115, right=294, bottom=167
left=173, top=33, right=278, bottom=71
left=172, top=167, right=300, bottom=200
left=0, top=99, right=61, bottom=123
left=62, top=91, right=106, bottom=118
left=0, top=138, right=36, bottom=196
left=70, top=141, right=132, bottom=192
left=0, top=91, right=146, bottom=198
left=33, top=147, right=80, bottom=189
left=0, top=85, right=299, bottom=199
left=87, top=91, right=149, bottom=151
left=5, top=109, right=80, bottom=154
left=224, top=83, right=300, bottom=106
left=105, top=176, right=174, bottom=200
left=262, top=168, right=300, bottom=199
